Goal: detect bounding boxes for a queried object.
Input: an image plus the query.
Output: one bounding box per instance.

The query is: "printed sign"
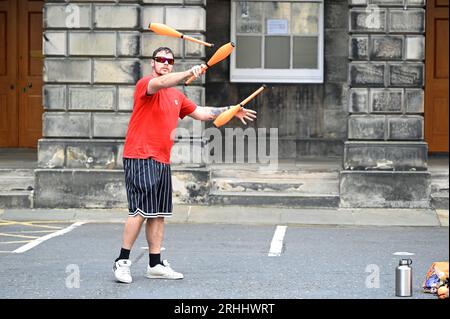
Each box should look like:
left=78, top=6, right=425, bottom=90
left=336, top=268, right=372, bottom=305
left=267, top=19, right=288, bottom=35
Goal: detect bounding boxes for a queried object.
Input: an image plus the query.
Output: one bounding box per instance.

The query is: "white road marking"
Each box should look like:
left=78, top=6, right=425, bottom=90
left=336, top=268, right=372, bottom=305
left=1, top=240, right=31, bottom=244
left=12, top=222, right=86, bottom=254
left=268, top=225, right=287, bottom=257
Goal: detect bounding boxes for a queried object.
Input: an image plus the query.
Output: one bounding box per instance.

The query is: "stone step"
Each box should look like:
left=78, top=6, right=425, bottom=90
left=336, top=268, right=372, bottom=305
left=209, top=163, right=340, bottom=207
left=431, top=179, right=449, bottom=192
left=210, top=162, right=341, bottom=178
left=431, top=195, right=449, bottom=210
left=0, top=190, right=33, bottom=209
left=209, top=191, right=339, bottom=208
left=211, top=177, right=339, bottom=195
left=0, top=177, right=34, bottom=191
left=211, top=169, right=339, bottom=179
left=0, top=169, right=35, bottom=191
left=430, top=176, right=449, bottom=210
left=0, top=168, right=35, bottom=177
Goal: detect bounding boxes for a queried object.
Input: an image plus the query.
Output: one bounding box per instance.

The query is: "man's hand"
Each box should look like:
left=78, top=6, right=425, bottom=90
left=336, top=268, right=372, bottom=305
left=190, top=64, right=206, bottom=78
left=235, top=107, right=257, bottom=125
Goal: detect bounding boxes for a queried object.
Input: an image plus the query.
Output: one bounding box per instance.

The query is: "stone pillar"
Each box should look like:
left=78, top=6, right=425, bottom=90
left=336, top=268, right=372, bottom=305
left=37, top=0, right=208, bottom=208
left=340, top=0, right=430, bottom=208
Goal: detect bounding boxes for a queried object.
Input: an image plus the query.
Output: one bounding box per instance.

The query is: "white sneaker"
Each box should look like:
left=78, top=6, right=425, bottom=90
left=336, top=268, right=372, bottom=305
left=113, top=259, right=132, bottom=283
left=146, top=259, right=184, bottom=280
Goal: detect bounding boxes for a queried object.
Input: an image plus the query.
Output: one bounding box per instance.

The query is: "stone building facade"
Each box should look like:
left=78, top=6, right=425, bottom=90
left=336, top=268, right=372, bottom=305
left=35, top=0, right=436, bottom=208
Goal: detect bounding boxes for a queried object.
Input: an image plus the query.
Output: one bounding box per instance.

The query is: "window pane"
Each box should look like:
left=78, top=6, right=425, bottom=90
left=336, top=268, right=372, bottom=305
left=293, top=36, right=318, bottom=69
left=236, top=2, right=263, bottom=33
left=236, top=36, right=262, bottom=68
left=265, top=36, right=290, bottom=69
left=292, top=3, right=319, bottom=35
left=265, top=2, right=290, bottom=34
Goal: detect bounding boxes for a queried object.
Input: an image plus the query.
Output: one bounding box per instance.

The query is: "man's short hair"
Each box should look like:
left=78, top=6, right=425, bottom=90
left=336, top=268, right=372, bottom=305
left=152, top=47, right=174, bottom=58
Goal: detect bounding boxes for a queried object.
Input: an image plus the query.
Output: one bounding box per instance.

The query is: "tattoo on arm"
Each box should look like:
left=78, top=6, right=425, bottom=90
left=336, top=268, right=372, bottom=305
left=208, top=106, right=229, bottom=118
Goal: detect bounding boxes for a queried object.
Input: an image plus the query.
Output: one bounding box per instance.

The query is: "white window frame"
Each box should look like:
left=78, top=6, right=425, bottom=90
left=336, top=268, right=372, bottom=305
left=230, top=0, right=324, bottom=83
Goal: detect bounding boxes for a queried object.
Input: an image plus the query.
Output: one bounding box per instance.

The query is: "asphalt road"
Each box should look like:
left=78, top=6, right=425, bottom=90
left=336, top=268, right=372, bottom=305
left=0, top=222, right=448, bottom=299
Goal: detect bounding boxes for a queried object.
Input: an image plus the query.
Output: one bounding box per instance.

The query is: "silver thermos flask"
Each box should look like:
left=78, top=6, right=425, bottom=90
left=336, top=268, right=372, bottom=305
left=395, top=258, right=413, bottom=297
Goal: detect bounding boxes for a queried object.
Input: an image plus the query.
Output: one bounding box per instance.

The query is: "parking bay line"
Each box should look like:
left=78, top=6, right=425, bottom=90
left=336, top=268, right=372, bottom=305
left=7, top=230, right=56, bottom=234
left=12, top=222, right=86, bottom=254
left=0, top=220, right=65, bottom=229
left=268, top=225, right=287, bottom=257
left=0, top=232, right=39, bottom=239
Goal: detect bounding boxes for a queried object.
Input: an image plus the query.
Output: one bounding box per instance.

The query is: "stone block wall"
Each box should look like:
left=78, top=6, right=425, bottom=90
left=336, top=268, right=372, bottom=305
left=205, top=0, right=349, bottom=160
left=340, top=0, right=430, bottom=208
left=37, top=0, right=208, bottom=207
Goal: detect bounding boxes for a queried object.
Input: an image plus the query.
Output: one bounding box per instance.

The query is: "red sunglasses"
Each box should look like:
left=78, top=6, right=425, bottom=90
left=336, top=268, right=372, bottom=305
left=153, top=56, right=175, bottom=65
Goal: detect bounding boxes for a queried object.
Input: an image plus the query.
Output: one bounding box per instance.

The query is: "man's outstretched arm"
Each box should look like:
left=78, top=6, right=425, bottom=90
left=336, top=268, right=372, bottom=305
left=147, top=65, right=204, bottom=95
left=188, top=106, right=257, bottom=125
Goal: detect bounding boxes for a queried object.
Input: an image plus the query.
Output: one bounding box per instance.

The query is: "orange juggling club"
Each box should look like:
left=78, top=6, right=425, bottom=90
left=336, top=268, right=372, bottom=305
left=149, top=22, right=214, bottom=47
left=185, top=42, right=235, bottom=86
left=213, top=85, right=266, bottom=128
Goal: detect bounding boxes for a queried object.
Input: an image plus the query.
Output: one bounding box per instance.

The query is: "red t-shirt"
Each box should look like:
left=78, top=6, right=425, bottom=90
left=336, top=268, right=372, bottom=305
left=123, top=76, right=197, bottom=163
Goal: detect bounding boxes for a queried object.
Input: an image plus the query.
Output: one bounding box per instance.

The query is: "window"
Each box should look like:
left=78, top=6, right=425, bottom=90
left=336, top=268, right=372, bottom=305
left=230, top=0, right=324, bottom=83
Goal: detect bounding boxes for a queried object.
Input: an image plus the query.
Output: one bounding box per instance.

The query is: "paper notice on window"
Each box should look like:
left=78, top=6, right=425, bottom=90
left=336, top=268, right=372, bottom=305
left=267, top=19, right=288, bottom=35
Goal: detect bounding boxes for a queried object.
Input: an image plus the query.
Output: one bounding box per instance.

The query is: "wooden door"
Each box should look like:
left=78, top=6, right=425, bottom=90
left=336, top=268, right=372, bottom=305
left=0, top=0, right=18, bottom=147
left=18, top=0, right=43, bottom=148
left=425, top=0, right=449, bottom=152
left=0, top=0, right=43, bottom=148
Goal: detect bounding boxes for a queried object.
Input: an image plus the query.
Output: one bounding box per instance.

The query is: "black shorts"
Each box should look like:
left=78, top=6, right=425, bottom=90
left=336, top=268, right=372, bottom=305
left=123, top=158, right=172, bottom=218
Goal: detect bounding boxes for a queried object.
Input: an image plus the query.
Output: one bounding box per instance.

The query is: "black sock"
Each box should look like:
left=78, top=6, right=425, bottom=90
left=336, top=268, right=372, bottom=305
left=149, top=253, right=162, bottom=267
left=115, top=248, right=130, bottom=262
